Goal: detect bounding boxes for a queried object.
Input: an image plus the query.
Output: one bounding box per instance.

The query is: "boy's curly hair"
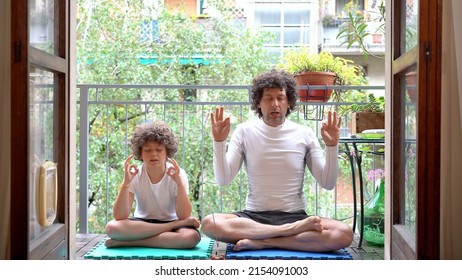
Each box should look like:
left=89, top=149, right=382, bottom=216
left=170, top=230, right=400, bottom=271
left=250, top=69, right=298, bottom=118
left=130, top=121, right=178, bottom=161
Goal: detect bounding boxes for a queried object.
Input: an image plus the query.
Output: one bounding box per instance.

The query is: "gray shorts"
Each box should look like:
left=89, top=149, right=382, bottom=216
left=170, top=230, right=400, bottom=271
left=233, top=210, right=310, bottom=226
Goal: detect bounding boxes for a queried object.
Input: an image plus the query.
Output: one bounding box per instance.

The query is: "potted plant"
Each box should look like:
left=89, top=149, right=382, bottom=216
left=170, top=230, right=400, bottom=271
left=280, top=47, right=365, bottom=102
left=322, top=14, right=339, bottom=28
left=336, top=2, right=417, bottom=58
left=348, top=93, right=385, bottom=135
left=361, top=168, right=385, bottom=246
left=336, top=2, right=386, bottom=60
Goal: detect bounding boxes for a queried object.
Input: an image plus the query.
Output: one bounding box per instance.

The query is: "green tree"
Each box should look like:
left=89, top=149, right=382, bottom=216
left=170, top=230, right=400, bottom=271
left=76, top=0, right=274, bottom=232
left=77, top=0, right=272, bottom=85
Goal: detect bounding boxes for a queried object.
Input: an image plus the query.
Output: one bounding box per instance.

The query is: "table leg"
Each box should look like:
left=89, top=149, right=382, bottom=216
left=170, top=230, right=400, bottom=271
left=343, top=143, right=357, bottom=234
left=353, top=142, right=364, bottom=248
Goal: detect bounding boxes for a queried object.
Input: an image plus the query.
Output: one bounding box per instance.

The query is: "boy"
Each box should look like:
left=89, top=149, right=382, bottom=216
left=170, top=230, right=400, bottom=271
left=105, top=121, right=200, bottom=248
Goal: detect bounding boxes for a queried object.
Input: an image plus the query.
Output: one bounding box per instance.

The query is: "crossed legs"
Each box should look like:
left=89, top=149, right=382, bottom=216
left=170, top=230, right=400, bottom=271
left=104, top=217, right=201, bottom=249
left=201, top=213, right=353, bottom=252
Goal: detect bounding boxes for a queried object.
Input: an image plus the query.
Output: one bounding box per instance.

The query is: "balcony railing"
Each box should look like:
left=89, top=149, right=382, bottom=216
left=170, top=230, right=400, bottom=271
left=77, top=84, right=385, bottom=234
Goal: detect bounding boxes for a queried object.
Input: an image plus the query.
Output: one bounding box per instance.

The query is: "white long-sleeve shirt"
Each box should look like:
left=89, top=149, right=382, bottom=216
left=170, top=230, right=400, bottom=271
left=213, top=119, right=338, bottom=212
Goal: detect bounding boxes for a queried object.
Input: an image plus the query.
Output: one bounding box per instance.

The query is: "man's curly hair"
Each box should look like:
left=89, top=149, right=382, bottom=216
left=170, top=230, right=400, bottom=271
left=130, top=120, right=178, bottom=161
left=250, top=69, right=298, bottom=118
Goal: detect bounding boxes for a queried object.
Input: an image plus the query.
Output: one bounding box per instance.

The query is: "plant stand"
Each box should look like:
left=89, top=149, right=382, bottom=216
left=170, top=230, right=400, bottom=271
left=295, top=71, right=335, bottom=121
left=351, top=112, right=385, bottom=135
left=300, top=103, right=325, bottom=121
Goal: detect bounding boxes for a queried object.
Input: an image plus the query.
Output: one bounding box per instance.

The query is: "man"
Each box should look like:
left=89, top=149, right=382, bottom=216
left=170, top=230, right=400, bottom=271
left=201, top=69, right=353, bottom=252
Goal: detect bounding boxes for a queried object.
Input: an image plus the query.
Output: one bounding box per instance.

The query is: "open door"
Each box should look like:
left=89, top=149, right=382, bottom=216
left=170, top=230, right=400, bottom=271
left=389, top=0, right=441, bottom=259
left=10, top=0, right=71, bottom=259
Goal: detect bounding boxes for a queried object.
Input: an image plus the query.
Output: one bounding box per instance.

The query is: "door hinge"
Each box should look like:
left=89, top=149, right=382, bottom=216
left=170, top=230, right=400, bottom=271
left=14, top=41, right=21, bottom=62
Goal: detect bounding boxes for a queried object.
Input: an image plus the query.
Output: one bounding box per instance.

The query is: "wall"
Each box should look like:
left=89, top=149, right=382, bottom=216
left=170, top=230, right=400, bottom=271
left=440, top=0, right=462, bottom=259
left=0, top=0, right=11, bottom=260
left=341, top=54, right=386, bottom=96
left=165, top=0, right=197, bottom=16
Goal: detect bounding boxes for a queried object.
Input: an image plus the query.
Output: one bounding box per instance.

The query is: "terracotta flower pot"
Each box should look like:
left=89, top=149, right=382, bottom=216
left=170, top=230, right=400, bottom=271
left=294, top=71, right=336, bottom=102
left=405, top=71, right=417, bottom=103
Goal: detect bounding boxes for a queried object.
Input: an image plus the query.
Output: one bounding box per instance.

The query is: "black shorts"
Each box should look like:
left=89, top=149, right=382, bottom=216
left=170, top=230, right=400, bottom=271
left=233, top=210, right=310, bottom=226
left=129, top=217, right=200, bottom=235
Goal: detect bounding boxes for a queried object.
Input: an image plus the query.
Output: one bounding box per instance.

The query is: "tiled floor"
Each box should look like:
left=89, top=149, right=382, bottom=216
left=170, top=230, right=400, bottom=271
left=75, top=233, right=384, bottom=260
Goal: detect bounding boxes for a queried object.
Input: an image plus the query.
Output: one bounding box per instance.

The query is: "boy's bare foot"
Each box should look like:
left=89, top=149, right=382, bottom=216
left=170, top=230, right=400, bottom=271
left=173, top=217, right=200, bottom=229
left=104, top=238, right=137, bottom=248
left=104, top=238, right=121, bottom=248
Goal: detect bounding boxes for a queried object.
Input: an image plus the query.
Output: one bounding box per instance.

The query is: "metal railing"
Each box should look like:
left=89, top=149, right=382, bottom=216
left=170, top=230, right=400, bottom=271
left=77, top=84, right=385, bottom=233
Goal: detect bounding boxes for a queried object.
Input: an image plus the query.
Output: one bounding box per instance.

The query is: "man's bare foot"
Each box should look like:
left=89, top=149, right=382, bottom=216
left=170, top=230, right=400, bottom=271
left=211, top=253, right=225, bottom=260
left=233, top=239, right=264, bottom=251
left=289, top=216, right=323, bottom=235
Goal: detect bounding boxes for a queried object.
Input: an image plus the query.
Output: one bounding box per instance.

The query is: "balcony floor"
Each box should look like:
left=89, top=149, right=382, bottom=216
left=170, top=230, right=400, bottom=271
left=75, top=233, right=384, bottom=260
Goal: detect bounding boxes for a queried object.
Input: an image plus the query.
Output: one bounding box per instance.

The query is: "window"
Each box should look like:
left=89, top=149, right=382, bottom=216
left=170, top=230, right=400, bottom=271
left=251, top=0, right=312, bottom=58
left=141, top=20, right=160, bottom=42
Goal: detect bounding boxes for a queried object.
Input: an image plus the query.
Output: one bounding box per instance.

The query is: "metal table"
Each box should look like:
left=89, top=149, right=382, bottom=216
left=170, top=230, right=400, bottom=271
left=339, top=137, right=385, bottom=248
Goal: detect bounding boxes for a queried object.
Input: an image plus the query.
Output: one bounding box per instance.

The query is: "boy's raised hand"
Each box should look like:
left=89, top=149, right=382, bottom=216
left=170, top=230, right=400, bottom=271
left=210, top=107, right=231, bottom=142
left=122, top=154, right=138, bottom=186
left=166, top=157, right=181, bottom=182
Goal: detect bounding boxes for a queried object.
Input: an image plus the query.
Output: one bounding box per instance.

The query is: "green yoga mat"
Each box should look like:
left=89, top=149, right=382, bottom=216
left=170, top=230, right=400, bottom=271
left=84, top=237, right=214, bottom=260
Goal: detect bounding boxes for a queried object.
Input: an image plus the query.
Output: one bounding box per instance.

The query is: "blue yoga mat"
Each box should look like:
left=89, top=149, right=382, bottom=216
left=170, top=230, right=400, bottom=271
left=225, top=244, right=352, bottom=260
left=84, top=237, right=214, bottom=260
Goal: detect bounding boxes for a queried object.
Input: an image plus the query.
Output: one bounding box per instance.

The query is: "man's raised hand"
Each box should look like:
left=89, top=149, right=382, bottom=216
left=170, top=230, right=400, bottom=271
left=320, top=111, right=341, bottom=146
left=210, top=107, right=231, bottom=142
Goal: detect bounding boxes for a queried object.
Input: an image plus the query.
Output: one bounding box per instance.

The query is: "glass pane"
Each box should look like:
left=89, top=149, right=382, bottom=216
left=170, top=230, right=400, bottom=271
left=404, top=0, right=418, bottom=52
left=403, top=68, right=417, bottom=234
left=284, top=4, right=310, bottom=24
left=254, top=4, right=281, bottom=25
left=284, top=27, right=310, bottom=44
left=29, top=67, right=56, bottom=241
left=29, top=0, right=55, bottom=54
